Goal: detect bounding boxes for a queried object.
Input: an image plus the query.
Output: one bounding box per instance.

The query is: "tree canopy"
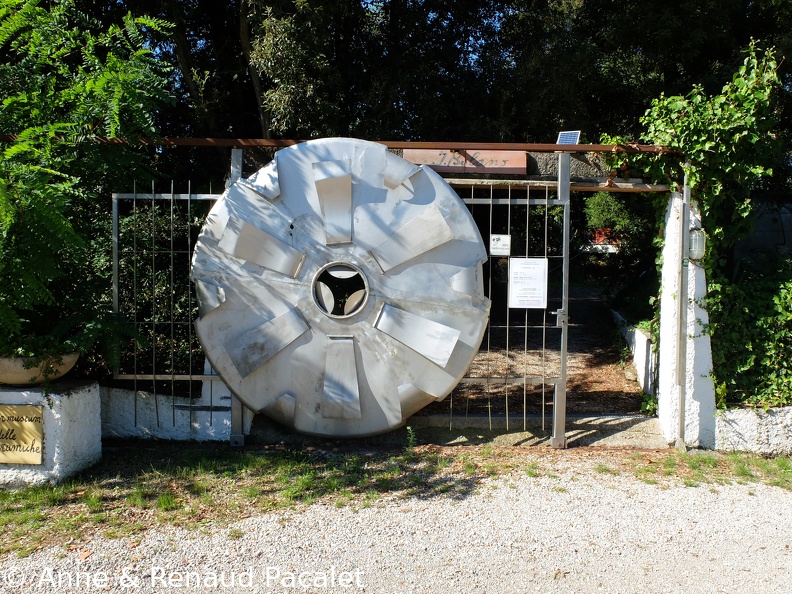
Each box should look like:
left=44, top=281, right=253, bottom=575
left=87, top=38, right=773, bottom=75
left=61, top=0, right=791, bottom=183
left=2, top=0, right=790, bottom=400
left=0, top=0, right=171, bottom=359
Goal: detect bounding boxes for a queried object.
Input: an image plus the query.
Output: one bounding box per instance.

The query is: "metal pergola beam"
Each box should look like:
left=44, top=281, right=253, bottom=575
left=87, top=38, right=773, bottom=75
left=0, top=135, right=679, bottom=155
left=445, top=178, right=670, bottom=193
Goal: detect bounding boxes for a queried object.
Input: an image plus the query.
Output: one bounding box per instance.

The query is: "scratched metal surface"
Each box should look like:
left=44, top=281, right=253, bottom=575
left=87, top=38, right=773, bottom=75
left=191, top=138, right=490, bottom=437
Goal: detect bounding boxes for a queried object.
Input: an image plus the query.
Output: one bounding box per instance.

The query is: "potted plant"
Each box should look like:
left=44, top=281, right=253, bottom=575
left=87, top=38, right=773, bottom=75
left=0, top=0, right=171, bottom=386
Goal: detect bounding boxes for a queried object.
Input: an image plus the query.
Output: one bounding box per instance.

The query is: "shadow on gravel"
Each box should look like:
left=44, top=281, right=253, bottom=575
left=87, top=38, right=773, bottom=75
left=0, top=438, right=486, bottom=557
left=93, top=436, right=483, bottom=507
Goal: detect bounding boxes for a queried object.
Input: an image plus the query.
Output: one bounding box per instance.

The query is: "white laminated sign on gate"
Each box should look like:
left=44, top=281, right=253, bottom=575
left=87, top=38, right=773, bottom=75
left=508, top=257, right=548, bottom=309
left=489, top=234, right=511, bottom=256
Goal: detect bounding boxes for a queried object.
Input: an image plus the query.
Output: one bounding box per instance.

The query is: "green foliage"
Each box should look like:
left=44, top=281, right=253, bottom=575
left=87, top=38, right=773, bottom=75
left=640, top=392, right=659, bottom=416
left=581, top=191, right=662, bottom=321
left=60, top=1, right=791, bottom=181
left=705, top=259, right=792, bottom=408
left=617, top=42, right=781, bottom=263
left=585, top=191, right=632, bottom=232
left=114, top=199, right=207, bottom=381
left=0, top=0, right=171, bottom=362
left=405, top=425, right=416, bottom=454
left=583, top=191, right=659, bottom=262
left=247, top=0, right=508, bottom=139
left=249, top=4, right=342, bottom=137
left=606, top=43, right=788, bottom=407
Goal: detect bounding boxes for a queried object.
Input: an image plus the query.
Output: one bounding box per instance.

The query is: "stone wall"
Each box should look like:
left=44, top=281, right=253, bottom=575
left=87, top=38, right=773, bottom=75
left=716, top=407, right=792, bottom=456
left=0, top=382, right=101, bottom=487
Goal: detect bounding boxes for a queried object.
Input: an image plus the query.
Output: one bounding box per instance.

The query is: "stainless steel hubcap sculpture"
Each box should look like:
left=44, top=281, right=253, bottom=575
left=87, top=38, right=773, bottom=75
left=192, top=138, right=490, bottom=437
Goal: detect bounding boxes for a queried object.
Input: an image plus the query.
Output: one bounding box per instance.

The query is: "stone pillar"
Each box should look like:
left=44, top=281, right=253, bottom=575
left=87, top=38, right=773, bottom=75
left=0, top=382, right=101, bottom=487
left=658, top=193, right=716, bottom=448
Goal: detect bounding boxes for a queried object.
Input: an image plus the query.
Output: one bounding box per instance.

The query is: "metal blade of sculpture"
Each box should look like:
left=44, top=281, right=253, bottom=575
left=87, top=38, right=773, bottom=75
left=192, top=138, right=490, bottom=437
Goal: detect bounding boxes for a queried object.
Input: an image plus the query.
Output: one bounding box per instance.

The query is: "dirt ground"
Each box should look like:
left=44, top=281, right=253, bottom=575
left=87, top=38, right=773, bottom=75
left=418, top=285, right=644, bottom=417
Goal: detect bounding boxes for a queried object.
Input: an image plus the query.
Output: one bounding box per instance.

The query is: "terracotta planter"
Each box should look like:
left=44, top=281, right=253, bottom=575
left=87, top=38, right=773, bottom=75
left=0, top=353, right=79, bottom=385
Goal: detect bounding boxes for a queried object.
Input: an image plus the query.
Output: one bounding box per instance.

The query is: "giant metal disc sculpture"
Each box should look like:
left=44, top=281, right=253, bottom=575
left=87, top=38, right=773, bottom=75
left=191, top=138, right=490, bottom=437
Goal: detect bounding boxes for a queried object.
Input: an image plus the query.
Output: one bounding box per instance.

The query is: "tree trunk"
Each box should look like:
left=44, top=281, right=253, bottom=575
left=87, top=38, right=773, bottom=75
left=240, top=1, right=271, bottom=138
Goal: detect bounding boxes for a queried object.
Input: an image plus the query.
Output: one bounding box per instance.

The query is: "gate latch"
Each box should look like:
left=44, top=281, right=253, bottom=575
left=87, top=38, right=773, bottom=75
left=552, top=308, right=568, bottom=328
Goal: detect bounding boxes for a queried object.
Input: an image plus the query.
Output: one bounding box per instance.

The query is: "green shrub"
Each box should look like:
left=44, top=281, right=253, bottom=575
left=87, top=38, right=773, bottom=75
left=603, top=43, right=786, bottom=408
left=0, top=0, right=171, bottom=364
left=706, top=259, right=792, bottom=407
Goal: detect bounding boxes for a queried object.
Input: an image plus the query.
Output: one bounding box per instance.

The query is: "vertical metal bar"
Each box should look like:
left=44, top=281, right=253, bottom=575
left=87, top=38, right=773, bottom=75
left=132, top=182, right=139, bottom=426
left=676, top=180, right=691, bottom=450
left=505, top=185, right=511, bottom=431
left=541, top=187, right=548, bottom=432
left=523, top=185, right=529, bottom=431
left=464, top=184, right=474, bottom=427
left=550, top=152, right=570, bottom=448
left=187, top=181, right=194, bottom=426
left=112, top=194, right=120, bottom=322
left=230, top=148, right=243, bottom=187
left=487, top=183, right=494, bottom=431
left=229, top=148, right=245, bottom=447
left=111, top=188, right=123, bottom=420
left=151, top=180, right=159, bottom=427
left=170, top=181, right=176, bottom=427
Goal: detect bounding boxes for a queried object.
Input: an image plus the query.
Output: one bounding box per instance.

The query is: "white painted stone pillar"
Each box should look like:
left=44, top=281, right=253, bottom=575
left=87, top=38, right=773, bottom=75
left=658, top=192, right=716, bottom=448
left=0, top=382, right=101, bottom=487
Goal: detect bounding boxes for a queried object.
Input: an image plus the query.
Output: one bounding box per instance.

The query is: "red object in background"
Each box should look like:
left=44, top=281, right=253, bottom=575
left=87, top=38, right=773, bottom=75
left=593, top=228, right=615, bottom=244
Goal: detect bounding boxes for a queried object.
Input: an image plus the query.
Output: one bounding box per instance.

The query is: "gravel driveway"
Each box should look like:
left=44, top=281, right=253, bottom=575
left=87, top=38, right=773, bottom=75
left=2, top=453, right=790, bottom=594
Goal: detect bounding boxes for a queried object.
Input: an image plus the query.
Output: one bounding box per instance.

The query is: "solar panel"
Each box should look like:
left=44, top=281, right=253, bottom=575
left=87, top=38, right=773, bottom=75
left=556, top=131, right=581, bottom=145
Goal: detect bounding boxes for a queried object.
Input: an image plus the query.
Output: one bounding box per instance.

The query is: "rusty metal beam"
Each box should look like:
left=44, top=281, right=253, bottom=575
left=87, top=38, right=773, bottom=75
left=0, top=135, right=677, bottom=154
left=445, top=177, right=671, bottom=193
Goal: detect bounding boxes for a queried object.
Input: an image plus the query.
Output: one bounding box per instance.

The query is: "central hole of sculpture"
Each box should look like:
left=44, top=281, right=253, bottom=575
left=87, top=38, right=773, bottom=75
left=313, top=263, right=369, bottom=318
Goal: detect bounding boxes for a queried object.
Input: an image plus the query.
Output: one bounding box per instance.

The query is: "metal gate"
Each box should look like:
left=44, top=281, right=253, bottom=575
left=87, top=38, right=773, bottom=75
left=112, top=152, right=571, bottom=447
left=448, top=153, right=570, bottom=448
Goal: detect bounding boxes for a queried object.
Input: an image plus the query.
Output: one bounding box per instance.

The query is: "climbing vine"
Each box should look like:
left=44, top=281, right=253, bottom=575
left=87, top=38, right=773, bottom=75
left=604, top=42, right=789, bottom=407
left=604, top=41, right=781, bottom=265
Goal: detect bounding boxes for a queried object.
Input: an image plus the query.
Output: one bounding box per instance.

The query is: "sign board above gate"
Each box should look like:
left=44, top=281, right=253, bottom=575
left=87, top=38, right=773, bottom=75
left=403, top=149, right=527, bottom=175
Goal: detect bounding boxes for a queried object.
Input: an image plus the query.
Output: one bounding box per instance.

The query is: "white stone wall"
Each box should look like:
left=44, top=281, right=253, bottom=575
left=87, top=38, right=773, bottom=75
left=0, top=382, right=102, bottom=487
left=658, top=193, right=716, bottom=448
left=100, top=378, right=253, bottom=442
left=612, top=311, right=657, bottom=395
left=716, top=407, right=792, bottom=456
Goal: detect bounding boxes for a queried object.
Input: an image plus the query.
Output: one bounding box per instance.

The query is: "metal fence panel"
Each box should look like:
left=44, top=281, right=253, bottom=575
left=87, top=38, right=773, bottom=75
left=112, top=171, right=570, bottom=444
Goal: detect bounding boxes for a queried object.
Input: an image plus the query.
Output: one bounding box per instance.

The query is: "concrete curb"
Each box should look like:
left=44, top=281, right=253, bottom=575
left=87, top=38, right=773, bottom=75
left=716, top=407, right=792, bottom=455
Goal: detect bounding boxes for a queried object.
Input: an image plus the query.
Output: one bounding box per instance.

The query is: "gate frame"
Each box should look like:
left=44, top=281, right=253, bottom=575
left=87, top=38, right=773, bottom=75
left=111, top=141, right=672, bottom=447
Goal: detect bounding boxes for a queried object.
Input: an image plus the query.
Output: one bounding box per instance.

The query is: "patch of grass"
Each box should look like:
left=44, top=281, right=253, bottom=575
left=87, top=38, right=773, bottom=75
left=661, top=455, right=678, bottom=475
left=240, top=485, right=260, bottom=499
left=128, top=485, right=153, bottom=508
left=595, top=464, right=619, bottom=476
left=461, top=457, right=478, bottom=476
left=732, top=461, right=756, bottom=480
left=633, top=451, right=792, bottom=490
left=682, top=452, right=720, bottom=471
left=156, top=492, right=179, bottom=512
left=82, top=488, right=103, bottom=513
left=2, top=442, right=791, bottom=558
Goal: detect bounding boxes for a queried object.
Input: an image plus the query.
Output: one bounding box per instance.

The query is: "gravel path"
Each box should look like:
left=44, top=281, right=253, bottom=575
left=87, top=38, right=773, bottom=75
left=2, top=455, right=790, bottom=594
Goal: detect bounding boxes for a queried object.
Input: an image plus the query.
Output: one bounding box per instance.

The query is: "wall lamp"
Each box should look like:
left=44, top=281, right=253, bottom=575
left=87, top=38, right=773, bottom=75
left=689, top=228, right=706, bottom=261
